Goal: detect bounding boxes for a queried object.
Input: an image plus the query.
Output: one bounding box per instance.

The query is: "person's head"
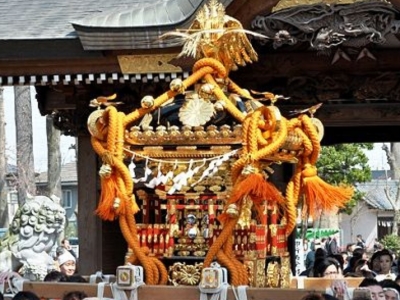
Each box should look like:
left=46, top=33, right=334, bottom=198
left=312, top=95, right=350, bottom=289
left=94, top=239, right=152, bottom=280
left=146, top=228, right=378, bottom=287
left=395, top=274, right=400, bottom=286
left=312, top=239, right=322, bottom=251
left=352, top=258, right=375, bottom=279
left=359, top=278, right=386, bottom=300
left=58, top=249, right=76, bottom=276
left=354, top=248, right=367, bottom=260
left=347, top=243, right=356, bottom=253
left=348, top=255, right=363, bottom=272
left=329, top=254, right=345, bottom=271
left=315, top=248, right=327, bottom=260
left=299, top=293, right=326, bottom=300
left=322, top=294, right=339, bottom=300
left=61, top=238, right=71, bottom=248
left=370, top=251, right=382, bottom=273
left=44, top=270, right=68, bottom=282
left=63, top=291, right=88, bottom=300
left=384, top=288, right=400, bottom=300
left=12, top=292, right=40, bottom=300
left=357, top=234, right=363, bottom=240
left=313, top=257, right=342, bottom=278
left=381, top=280, right=400, bottom=300
left=379, top=249, right=393, bottom=274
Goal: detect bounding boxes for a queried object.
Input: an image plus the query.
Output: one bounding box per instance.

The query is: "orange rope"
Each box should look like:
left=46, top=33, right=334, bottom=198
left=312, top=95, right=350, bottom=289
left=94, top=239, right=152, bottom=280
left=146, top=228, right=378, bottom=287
left=203, top=73, right=246, bottom=123
left=88, top=54, right=348, bottom=286
left=203, top=218, right=237, bottom=267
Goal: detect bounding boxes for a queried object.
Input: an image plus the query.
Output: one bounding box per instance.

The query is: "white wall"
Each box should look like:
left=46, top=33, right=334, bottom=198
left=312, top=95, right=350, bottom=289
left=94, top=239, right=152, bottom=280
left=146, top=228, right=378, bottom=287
left=340, top=201, right=377, bottom=249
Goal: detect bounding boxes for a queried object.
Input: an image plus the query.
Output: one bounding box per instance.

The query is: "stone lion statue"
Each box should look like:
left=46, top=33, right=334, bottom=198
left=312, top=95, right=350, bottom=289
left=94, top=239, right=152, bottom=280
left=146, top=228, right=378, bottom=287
left=0, top=195, right=66, bottom=280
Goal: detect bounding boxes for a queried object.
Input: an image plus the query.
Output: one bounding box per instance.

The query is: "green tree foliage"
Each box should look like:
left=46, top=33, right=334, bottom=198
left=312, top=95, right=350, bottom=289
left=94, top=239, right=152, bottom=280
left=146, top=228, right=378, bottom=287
left=380, top=234, right=400, bottom=256
left=316, top=143, right=373, bottom=214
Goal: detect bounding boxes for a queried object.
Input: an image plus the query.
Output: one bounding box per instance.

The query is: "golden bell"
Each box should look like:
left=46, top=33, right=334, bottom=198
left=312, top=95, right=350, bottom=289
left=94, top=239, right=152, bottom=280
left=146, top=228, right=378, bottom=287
left=141, top=95, right=155, bottom=108
left=170, top=78, right=185, bottom=93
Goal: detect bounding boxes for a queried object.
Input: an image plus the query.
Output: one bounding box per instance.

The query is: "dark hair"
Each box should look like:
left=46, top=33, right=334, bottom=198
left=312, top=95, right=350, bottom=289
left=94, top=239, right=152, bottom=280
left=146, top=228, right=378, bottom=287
left=0, top=291, right=4, bottom=300
left=370, top=251, right=382, bottom=263
left=315, top=248, right=327, bottom=260
left=353, top=248, right=365, bottom=258
left=346, top=243, right=355, bottom=251
left=359, top=278, right=380, bottom=288
left=322, top=294, right=339, bottom=300
left=381, top=279, right=400, bottom=291
left=12, top=292, right=40, bottom=300
left=44, top=270, right=68, bottom=282
left=300, top=293, right=326, bottom=300
left=63, top=291, right=88, bottom=300
left=67, top=275, right=87, bottom=283
left=313, top=257, right=341, bottom=278
left=379, top=249, right=393, bottom=262
left=352, top=259, right=375, bottom=279
left=329, top=254, right=344, bottom=270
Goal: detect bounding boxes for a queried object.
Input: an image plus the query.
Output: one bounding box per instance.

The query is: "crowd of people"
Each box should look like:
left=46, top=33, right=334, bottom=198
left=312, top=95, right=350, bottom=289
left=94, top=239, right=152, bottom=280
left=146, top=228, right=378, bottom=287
left=0, top=238, right=87, bottom=300
left=300, top=234, right=400, bottom=300
left=1, top=235, right=399, bottom=300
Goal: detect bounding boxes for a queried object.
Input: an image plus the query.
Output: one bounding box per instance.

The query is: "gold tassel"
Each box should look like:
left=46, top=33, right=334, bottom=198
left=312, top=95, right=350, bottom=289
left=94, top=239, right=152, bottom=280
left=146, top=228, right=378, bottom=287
left=302, top=164, right=353, bottom=217
left=96, top=173, right=118, bottom=221
left=219, top=172, right=284, bottom=224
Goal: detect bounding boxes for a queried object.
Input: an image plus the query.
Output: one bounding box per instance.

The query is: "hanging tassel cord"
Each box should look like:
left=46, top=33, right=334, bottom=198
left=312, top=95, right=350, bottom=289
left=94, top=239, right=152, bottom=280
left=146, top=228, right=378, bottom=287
left=204, top=218, right=237, bottom=267
left=222, top=230, right=249, bottom=285
left=300, top=115, right=354, bottom=217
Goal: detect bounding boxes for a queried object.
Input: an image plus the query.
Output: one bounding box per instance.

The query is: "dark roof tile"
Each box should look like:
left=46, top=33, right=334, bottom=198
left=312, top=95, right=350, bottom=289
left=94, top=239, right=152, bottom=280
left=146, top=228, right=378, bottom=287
left=36, top=161, right=77, bottom=184
left=0, top=0, right=233, bottom=40
left=357, top=179, right=397, bottom=210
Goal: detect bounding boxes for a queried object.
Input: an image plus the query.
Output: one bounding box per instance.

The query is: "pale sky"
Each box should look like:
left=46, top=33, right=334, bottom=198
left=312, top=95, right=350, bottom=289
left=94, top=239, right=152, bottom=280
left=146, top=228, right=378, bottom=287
left=365, top=143, right=390, bottom=171
left=3, top=86, right=76, bottom=172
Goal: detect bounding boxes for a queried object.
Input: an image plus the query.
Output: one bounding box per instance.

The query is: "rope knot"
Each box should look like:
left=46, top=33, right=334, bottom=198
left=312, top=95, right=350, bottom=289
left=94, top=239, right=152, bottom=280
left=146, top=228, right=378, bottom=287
left=99, top=163, right=112, bottom=179
left=241, top=164, right=258, bottom=176
left=101, top=151, right=114, bottom=166
left=302, top=164, right=317, bottom=177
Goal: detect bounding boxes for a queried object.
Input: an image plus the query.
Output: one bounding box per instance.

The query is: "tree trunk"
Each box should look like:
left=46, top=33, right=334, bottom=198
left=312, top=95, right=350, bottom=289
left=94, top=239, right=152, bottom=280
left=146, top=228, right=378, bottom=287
left=14, top=86, right=36, bottom=205
left=0, top=87, right=9, bottom=227
left=46, top=115, right=62, bottom=200
left=383, top=142, right=400, bottom=235
left=390, top=143, right=400, bottom=180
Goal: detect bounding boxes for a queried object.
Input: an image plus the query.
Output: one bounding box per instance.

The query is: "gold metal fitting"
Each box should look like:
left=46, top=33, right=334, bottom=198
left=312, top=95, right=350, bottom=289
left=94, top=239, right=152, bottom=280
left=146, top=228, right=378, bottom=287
left=141, top=95, right=155, bottom=108
left=113, top=198, right=121, bottom=209
left=99, top=164, right=112, bottom=178
left=170, top=78, right=185, bottom=93
left=226, top=204, right=239, bottom=218
left=242, top=165, right=257, bottom=175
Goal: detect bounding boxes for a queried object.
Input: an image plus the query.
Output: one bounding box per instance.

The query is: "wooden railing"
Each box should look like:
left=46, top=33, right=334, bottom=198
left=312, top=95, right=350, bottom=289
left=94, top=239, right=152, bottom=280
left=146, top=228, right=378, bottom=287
left=2, top=277, right=365, bottom=300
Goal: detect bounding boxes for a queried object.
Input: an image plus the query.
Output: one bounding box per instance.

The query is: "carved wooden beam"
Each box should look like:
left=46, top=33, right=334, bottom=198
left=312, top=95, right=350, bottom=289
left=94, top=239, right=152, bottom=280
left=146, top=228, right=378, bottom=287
left=234, top=49, right=400, bottom=80
left=281, top=103, right=400, bottom=127
left=227, top=0, right=279, bottom=28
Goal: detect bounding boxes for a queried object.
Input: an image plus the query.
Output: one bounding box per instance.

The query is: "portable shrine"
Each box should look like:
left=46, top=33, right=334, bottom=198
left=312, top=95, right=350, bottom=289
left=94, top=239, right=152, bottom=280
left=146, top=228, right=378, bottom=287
left=86, top=0, right=353, bottom=287
left=2, top=0, right=400, bottom=288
